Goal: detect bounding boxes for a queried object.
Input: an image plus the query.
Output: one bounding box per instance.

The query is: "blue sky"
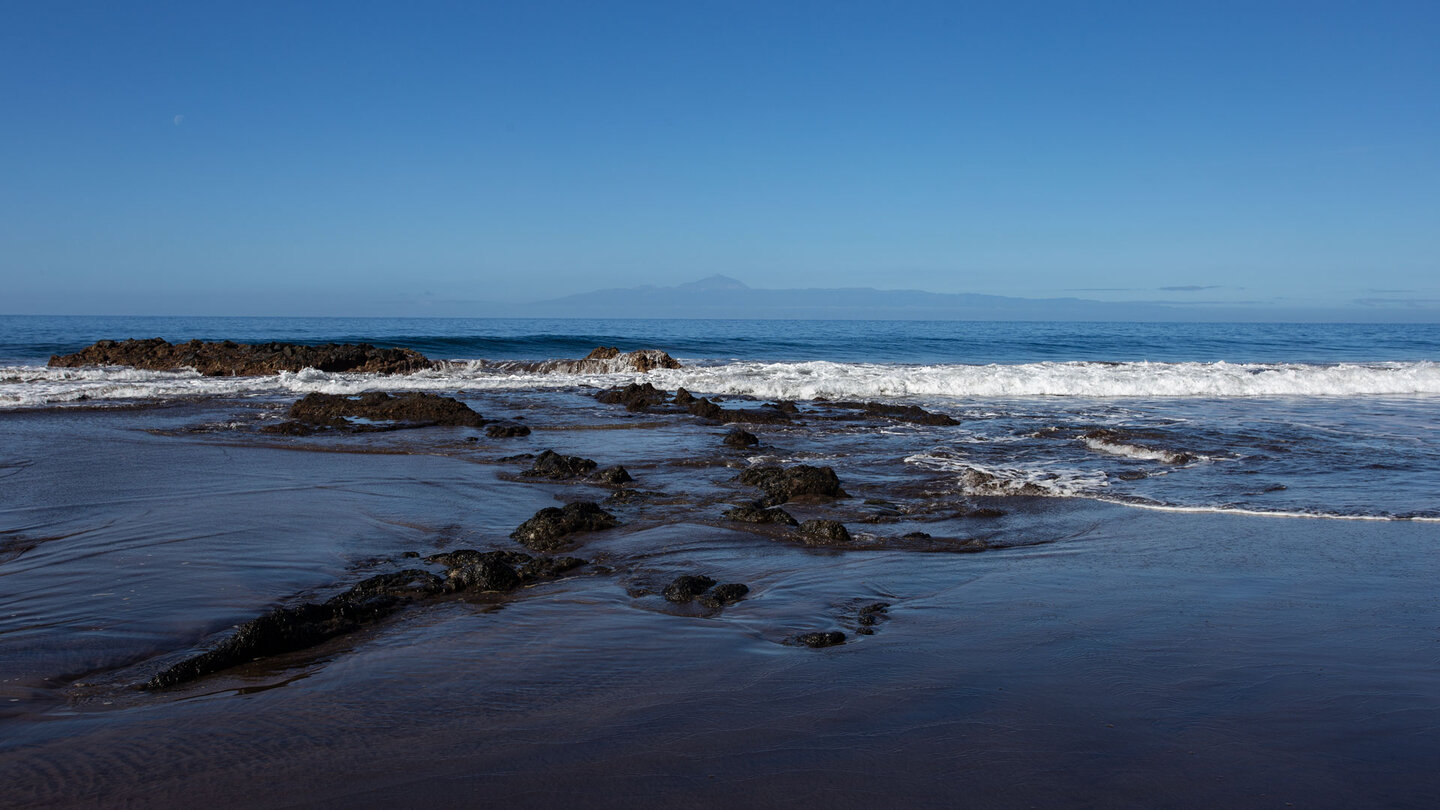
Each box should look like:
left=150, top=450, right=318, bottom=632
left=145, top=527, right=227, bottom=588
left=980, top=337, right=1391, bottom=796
left=2, top=1, right=1437, bottom=317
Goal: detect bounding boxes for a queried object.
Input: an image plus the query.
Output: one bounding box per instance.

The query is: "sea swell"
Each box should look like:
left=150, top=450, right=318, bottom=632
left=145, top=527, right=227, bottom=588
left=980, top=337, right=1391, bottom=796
left=5, top=359, right=1440, bottom=409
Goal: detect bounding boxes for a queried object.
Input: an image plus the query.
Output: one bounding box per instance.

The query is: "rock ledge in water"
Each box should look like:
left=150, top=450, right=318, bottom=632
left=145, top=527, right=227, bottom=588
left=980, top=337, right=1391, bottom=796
left=50, top=338, right=433, bottom=376
left=264, top=392, right=484, bottom=434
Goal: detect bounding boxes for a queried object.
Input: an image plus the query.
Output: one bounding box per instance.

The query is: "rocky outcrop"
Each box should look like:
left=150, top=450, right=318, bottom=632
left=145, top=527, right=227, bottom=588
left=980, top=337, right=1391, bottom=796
left=798, top=519, right=852, bottom=545
left=739, top=465, right=848, bottom=505
left=723, top=504, right=799, bottom=526
left=829, top=401, right=958, bottom=426
left=146, top=549, right=588, bottom=689
left=595, top=382, right=671, bottom=412
left=263, top=392, right=484, bottom=434
left=723, top=428, right=759, bottom=448
left=510, top=502, right=618, bottom=552
left=522, top=450, right=598, bottom=479
left=486, top=423, right=531, bottom=438
left=688, top=396, right=792, bottom=425
left=50, top=338, right=433, bottom=376
left=494, top=347, right=682, bottom=375
left=660, top=575, right=749, bottom=608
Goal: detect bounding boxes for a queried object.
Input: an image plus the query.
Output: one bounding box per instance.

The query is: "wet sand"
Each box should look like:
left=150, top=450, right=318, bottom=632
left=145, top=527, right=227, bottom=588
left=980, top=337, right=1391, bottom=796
left=2, top=393, right=1438, bottom=808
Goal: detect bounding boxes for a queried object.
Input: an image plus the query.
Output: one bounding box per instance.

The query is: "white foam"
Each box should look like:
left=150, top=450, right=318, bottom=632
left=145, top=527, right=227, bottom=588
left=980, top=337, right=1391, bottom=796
left=904, top=449, right=1109, bottom=497
left=1082, top=437, right=1196, bottom=464
left=5, top=358, right=1440, bottom=409
left=649, top=360, right=1440, bottom=400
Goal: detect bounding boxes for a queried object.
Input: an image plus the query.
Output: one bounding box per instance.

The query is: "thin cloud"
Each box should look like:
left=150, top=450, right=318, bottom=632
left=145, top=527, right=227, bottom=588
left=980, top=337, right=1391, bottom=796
left=1354, top=298, right=1440, bottom=308
left=1158, top=285, right=1222, bottom=292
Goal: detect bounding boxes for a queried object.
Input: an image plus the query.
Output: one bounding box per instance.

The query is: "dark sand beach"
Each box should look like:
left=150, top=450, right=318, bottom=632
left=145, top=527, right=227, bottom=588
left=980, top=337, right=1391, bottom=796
left=3, top=380, right=1438, bottom=808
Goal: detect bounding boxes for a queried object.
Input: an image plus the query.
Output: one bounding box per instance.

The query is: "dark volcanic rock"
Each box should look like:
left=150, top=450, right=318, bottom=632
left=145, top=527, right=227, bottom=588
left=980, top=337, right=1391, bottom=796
left=596, top=382, right=670, bottom=412
left=723, top=428, right=759, bottom=448
left=510, top=502, right=618, bottom=552
left=592, top=465, right=634, bottom=485
left=721, top=407, right=792, bottom=425
left=523, top=450, right=599, bottom=479
left=442, top=554, right=522, bottom=593
left=699, top=583, right=750, bottom=607
left=799, top=519, right=852, bottom=544
left=516, top=555, right=587, bottom=581
left=426, top=549, right=587, bottom=584
left=739, top=465, right=848, bottom=505
left=662, top=575, right=717, bottom=603
left=724, top=504, right=799, bottom=526
left=794, top=631, right=846, bottom=648
left=830, top=401, right=958, bottom=426
left=673, top=387, right=696, bottom=406
left=513, top=347, right=682, bottom=374
left=144, top=547, right=596, bottom=690
left=856, top=602, right=891, bottom=634
left=687, top=397, right=724, bottom=420
left=265, top=392, right=484, bottom=433
left=51, top=338, right=433, bottom=377
left=145, top=569, right=444, bottom=689
left=486, top=423, right=531, bottom=438
left=688, top=396, right=791, bottom=425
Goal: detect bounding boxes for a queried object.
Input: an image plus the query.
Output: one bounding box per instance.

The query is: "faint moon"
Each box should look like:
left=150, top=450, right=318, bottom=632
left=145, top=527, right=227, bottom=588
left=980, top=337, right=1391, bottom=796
left=173, top=115, right=184, bottom=125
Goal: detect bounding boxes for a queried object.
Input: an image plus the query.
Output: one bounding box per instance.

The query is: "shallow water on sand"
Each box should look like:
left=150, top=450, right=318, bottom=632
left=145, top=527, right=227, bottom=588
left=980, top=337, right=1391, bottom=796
left=2, top=390, right=1439, bottom=808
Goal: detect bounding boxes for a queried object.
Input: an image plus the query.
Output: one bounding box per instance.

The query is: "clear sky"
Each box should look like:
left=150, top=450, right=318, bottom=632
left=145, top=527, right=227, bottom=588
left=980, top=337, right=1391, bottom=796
left=2, top=1, right=1438, bottom=317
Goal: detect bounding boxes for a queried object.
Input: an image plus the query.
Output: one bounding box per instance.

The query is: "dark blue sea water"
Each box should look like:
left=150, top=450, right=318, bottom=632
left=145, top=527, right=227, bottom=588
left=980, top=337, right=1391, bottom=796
left=3, top=315, right=1439, bottom=365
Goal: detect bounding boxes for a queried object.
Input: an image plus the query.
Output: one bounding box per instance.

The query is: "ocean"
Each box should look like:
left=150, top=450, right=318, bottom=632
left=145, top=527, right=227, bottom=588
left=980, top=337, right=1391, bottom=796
left=4, top=316, right=1438, bottom=520
left=2, top=315, right=1439, bottom=807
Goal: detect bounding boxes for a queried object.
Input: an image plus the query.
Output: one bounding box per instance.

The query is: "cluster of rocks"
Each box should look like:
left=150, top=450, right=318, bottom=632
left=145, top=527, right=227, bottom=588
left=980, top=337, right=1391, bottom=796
left=51, top=340, right=685, bottom=379
left=146, top=548, right=587, bottom=689
left=660, top=575, right=750, bottom=608
left=495, top=347, right=682, bottom=375
left=521, top=450, right=632, bottom=486
left=825, top=401, right=959, bottom=426
left=594, top=383, right=795, bottom=425
left=263, top=392, right=486, bottom=434
left=50, top=338, right=433, bottom=376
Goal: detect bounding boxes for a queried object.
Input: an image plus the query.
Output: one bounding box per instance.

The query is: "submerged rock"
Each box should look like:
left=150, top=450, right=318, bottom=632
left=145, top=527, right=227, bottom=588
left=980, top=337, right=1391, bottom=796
left=145, top=569, right=445, bottom=689
left=593, top=465, right=634, bottom=485
left=523, top=450, right=599, bottom=479
left=724, top=504, right=799, bottom=526
left=739, top=465, right=848, bottom=505
left=510, top=502, right=618, bottom=552
left=51, top=338, right=432, bottom=377
left=486, top=423, right=531, bottom=438
left=264, top=392, right=485, bottom=434
left=794, top=631, right=846, bottom=648
left=147, top=550, right=590, bottom=689
left=830, top=401, right=959, bottom=426
left=856, top=602, right=891, bottom=635
left=723, top=428, right=759, bottom=448
left=699, top=583, right=750, bottom=608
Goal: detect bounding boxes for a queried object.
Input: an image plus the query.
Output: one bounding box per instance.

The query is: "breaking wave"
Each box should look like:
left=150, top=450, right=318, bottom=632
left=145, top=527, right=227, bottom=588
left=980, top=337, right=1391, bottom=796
left=4, top=359, right=1440, bottom=409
